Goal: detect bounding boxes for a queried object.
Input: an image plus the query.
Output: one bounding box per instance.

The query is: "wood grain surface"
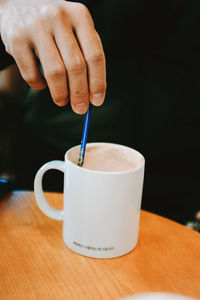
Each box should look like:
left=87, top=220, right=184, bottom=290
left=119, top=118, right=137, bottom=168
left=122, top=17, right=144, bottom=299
left=0, top=191, right=200, bottom=300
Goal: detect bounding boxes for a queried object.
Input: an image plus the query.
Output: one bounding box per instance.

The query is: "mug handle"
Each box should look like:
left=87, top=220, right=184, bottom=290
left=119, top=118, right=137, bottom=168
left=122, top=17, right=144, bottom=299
left=34, top=160, right=65, bottom=221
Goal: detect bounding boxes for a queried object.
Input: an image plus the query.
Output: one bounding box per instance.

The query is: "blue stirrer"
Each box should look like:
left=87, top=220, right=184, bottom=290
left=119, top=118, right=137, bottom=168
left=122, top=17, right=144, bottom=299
left=78, top=104, right=91, bottom=166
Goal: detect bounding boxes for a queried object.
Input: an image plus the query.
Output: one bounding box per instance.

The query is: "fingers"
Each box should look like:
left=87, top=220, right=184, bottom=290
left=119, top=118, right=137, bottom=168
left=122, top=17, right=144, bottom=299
left=10, top=38, right=46, bottom=91
left=33, top=29, right=69, bottom=107
left=76, top=28, right=106, bottom=106
left=5, top=2, right=106, bottom=113
left=53, top=3, right=106, bottom=112
left=54, top=26, right=89, bottom=114
left=72, top=4, right=106, bottom=106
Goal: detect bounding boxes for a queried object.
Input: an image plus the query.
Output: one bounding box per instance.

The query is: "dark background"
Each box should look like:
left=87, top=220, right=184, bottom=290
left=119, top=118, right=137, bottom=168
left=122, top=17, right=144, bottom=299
left=0, top=0, right=200, bottom=225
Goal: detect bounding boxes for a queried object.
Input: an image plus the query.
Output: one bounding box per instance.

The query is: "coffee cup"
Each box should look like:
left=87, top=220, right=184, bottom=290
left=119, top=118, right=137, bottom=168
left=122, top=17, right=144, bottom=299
left=34, top=142, right=145, bottom=258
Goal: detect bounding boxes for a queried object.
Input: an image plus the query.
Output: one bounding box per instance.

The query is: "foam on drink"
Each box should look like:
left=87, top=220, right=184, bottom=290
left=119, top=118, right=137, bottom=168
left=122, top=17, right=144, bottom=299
left=68, top=145, right=136, bottom=172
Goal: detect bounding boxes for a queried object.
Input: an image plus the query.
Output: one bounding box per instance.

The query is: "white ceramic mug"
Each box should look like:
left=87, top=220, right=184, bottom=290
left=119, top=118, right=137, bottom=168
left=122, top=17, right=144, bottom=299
left=34, top=143, right=145, bottom=258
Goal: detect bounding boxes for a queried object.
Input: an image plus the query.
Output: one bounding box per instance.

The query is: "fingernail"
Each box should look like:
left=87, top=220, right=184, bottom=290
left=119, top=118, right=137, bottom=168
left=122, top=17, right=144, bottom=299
left=74, top=103, right=88, bottom=114
left=92, top=93, right=104, bottom=106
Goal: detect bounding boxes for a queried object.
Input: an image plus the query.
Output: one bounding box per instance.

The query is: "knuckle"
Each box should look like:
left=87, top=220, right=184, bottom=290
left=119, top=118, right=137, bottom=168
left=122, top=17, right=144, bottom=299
left=8, top=33, right=26, bottom=56
left=99, top=82, right=107, bottom=91
left=45, top=65, right=65, bottom=79
left=26, top=17, right=45, bottom=33
left=71, top=2, right=92, bottom=24
left=93, top=83, right=106, bottom=94
left=22, top=73, right=40, bottom=85
left=87, top=50, right=104, bottom=65
left=71, top=89, right=88, bottom=99
left=45, top=5, right=66, bottom=20
left=68, top=58, right=86, bottom=74
left=9, top=30, right=25, bottom=45
left=76, top=3, right=90, bottom=16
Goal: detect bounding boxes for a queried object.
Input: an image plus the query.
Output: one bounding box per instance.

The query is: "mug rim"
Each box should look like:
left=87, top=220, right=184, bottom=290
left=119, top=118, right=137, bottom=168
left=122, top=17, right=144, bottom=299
left=64, top=142, right=145, bottom=175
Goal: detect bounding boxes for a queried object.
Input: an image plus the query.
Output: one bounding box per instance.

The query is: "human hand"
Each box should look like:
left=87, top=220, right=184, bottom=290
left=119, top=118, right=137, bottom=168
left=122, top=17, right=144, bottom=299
left=0, top=0, right=106, bottom=114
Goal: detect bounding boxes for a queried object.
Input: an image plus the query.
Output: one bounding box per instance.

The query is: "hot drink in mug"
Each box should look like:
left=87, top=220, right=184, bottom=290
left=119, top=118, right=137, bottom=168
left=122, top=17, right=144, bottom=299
left=34, top=143, right=145, bottom=258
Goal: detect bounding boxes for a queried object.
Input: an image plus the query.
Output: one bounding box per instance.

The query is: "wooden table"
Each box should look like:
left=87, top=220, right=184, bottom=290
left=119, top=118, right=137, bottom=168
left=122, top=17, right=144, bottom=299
left=0, top=191, right=200, bottom=300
